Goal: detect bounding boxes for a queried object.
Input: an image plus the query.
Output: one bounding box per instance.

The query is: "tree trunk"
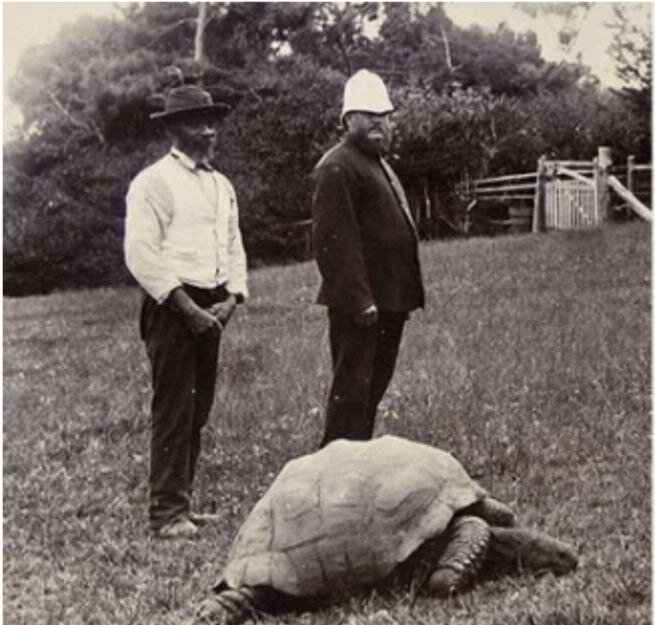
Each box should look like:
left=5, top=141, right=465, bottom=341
left=194, top=3, right=208, bottom=63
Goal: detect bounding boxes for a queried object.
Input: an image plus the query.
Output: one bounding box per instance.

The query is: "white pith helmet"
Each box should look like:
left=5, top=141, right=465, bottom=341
left=341, top=69, right=394, bottom=121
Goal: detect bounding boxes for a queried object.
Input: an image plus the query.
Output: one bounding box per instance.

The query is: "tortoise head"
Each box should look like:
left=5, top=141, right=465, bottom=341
left=490, top=527, right=578, bottom=575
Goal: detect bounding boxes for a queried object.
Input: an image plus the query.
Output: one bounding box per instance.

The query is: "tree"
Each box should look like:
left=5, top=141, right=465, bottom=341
left=288, top=3, right=379, bottom=75
left=608, top=5, right=652, bottom=102
left=369, top=4, right=588, bottom=96
left=215, top=57, right=343, bottom=260
left=607, top=4, right=651, bottom=161
left=513, top=3, right=593, bottom=52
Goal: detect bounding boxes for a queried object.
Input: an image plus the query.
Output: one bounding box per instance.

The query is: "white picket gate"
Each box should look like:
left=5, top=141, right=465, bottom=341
left=545, top=179, right=597, bottom=229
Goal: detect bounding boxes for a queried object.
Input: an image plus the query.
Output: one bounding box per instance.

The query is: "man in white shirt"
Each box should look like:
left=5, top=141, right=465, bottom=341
left=124, top=84, right=248, bottom=539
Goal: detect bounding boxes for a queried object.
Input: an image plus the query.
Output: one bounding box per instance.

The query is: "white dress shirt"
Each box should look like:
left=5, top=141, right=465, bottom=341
left=124, top=147, right=248, bottom=304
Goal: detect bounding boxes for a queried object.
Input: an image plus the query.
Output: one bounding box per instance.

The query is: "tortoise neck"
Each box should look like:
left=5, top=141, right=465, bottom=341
left=488, top=526, right=578, bottom=575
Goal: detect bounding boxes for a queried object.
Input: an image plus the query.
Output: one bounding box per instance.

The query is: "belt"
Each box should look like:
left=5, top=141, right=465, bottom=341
left=182, top=282, right=229, bottom=307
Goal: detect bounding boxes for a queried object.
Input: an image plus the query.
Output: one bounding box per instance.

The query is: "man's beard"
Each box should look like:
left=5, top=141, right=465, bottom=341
left=351, top=127, right=391, bottom=155
left=369, top=134, right=391, bottom=155
left=183, top=139, right=215, bottom=162
left=366, top=132, right=391, bottom=155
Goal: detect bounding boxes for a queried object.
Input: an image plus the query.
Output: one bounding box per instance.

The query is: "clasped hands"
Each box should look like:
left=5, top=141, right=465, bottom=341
left=188, top=297, right=236, bottom=336
left=169, top=288, right=237, bottom=337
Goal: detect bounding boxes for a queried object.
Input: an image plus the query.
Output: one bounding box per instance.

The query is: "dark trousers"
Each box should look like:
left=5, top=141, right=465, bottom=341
left=140, top=284, right=228, bottom=529
left=320, top=309, right=407, bottom=448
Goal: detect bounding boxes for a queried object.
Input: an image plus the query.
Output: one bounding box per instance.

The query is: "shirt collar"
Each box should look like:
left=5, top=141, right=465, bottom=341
left=170, top=147, right=214, bottom=172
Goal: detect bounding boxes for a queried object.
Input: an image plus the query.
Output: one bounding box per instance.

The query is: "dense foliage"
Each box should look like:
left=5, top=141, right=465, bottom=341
left=4, top=2, right=651, bottom=295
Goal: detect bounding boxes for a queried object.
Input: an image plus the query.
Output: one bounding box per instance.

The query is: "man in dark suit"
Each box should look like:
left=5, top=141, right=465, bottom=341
left=312, top=69, right=425, bottom=448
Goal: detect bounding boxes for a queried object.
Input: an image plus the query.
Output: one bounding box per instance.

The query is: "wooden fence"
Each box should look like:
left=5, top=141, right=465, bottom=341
left=623, top=157, right=652, bottom=218
left=458, top=147, right=652, bottom=235
left=283, top=147, right=651, bottom=258
left=456, top=171, right=537, bottom=236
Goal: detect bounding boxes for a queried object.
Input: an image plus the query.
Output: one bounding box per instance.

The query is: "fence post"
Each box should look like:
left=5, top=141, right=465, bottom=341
left=595, top=146, right=612, bottom=223
left=423, top=178, right=432, bottom=239
left=532, top=155, right=547, bottom=232
left=627, top=155, right=635, bottom=194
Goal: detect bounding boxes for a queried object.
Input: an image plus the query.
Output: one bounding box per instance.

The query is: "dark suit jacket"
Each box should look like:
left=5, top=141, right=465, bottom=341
left=311, top=135, right=425, bottom=314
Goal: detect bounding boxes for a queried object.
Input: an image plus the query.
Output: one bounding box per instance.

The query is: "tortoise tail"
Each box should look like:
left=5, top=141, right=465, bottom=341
left=426, top=515, right=490, bottom=597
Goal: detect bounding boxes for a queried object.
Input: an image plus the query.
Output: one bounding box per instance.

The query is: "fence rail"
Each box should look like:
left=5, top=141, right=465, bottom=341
left=469, top=171, right=538, bottom=184
left=556, top=166, right=595, bottom=187
left=550, top=160, right=594, bottom=168
left=607, top=176, right=652, bottom=222
left=475, top=182, right=537, bottom=193
left=475, top=194, right=535, bottom=201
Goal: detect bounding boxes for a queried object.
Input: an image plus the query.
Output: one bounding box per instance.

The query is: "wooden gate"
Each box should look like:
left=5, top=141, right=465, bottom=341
left=545, top=179, right=597, bottom=229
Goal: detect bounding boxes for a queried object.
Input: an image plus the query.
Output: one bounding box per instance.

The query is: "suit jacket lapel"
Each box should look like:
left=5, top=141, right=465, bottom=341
left=379, top=157, right=418, bottom=238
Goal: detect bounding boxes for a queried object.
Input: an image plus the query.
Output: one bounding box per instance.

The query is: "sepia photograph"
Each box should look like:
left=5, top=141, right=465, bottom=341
left=3, top=2, right=651, bottom=624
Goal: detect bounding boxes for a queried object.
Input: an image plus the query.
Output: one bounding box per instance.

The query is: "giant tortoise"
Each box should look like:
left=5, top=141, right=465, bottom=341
left=195, top=435, right=577, bottom=623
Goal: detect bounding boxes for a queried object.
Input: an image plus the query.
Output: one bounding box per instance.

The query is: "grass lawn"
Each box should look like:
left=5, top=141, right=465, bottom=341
left=3, top=221, right=650, bottom=624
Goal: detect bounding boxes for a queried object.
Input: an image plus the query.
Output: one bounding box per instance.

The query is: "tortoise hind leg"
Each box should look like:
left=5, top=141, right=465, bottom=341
left=195, top=585, right=305, bottom=624
left=195, top=586, right=261, bottom=625
left=425, top=516, right=491, bottom=597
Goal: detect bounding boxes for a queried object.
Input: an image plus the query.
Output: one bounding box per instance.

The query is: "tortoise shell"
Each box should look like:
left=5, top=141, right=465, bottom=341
left=218, top=435, right=486, bottom=597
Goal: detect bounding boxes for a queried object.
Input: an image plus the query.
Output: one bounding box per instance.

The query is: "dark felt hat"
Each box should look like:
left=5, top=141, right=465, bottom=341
left=150, top=84, right=231, bottom=122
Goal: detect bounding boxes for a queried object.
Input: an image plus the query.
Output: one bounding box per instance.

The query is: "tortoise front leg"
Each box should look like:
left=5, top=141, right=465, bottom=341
left=425, top=515, right=491, bottom=597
